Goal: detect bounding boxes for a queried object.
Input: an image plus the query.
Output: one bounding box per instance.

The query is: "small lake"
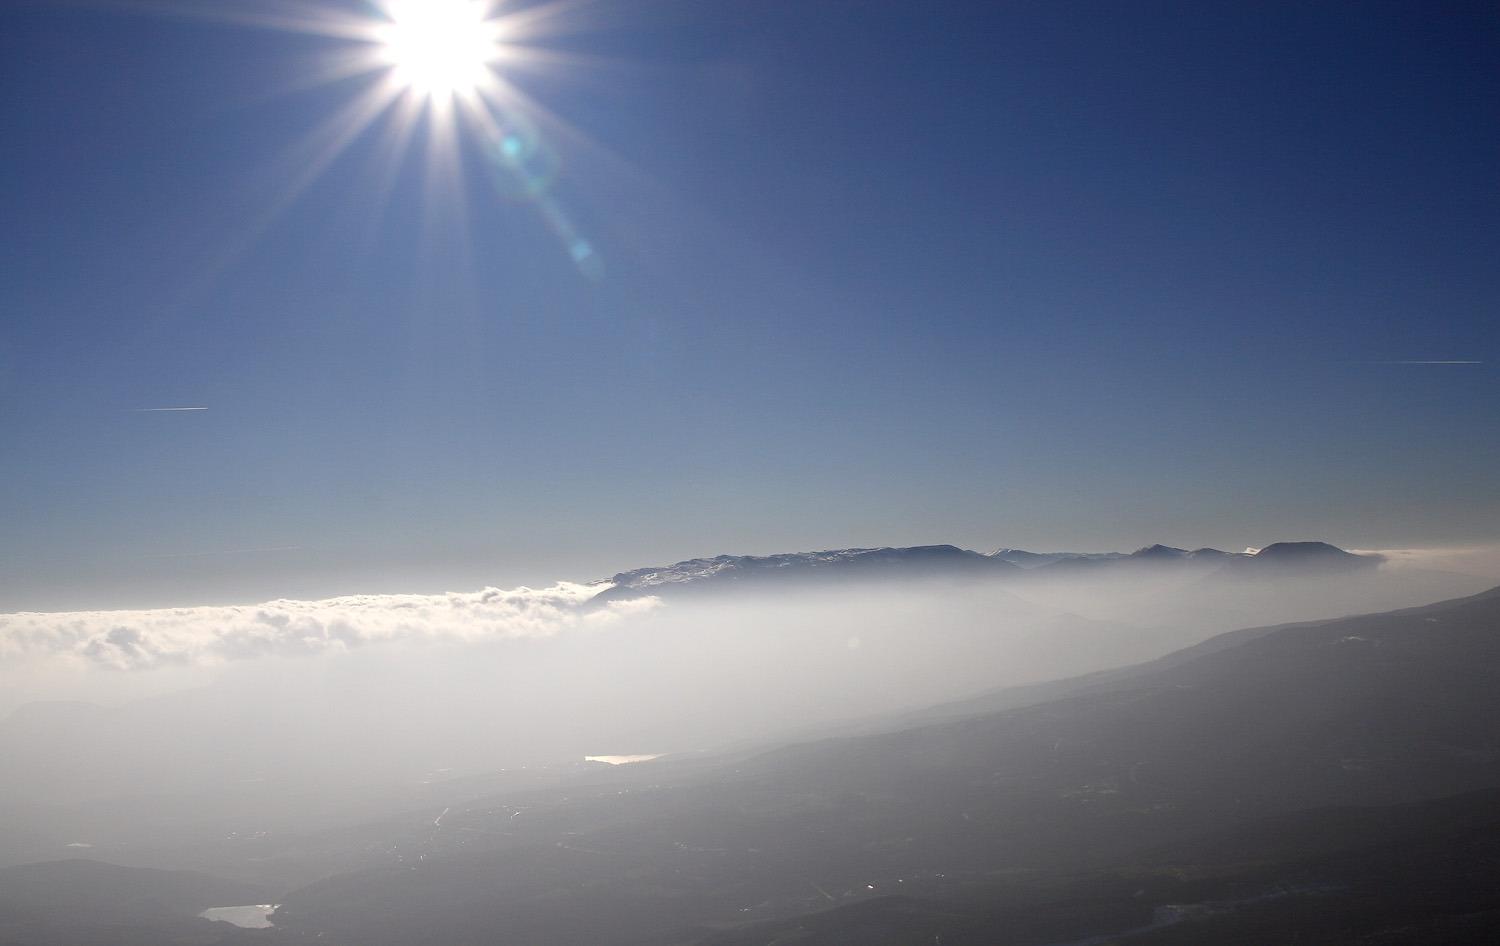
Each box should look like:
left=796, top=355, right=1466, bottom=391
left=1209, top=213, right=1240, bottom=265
left=199, top=905, right=279, bottom=929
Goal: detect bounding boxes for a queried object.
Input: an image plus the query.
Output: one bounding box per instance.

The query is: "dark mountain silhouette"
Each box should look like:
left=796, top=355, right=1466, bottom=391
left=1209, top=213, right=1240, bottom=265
left=1223, top=540, right=1385, bottom=576
left=1185, top=546, right=1239, bottom=561
left=1031, top=543, right=1246, bottom=574
left=1125, top=544, right=1241, bottom=564
left=1132, top=543, right=1191, bottom=559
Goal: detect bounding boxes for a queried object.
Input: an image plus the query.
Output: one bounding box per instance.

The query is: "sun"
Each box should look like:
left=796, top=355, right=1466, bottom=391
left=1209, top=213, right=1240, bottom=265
left=376, top=0, right=503, bottom=99
left=127, top=0, right=604, bottom=276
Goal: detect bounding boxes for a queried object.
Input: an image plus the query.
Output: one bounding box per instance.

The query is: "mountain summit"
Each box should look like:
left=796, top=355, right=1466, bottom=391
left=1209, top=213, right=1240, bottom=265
left=1230, top=541, right=1385, bottom=575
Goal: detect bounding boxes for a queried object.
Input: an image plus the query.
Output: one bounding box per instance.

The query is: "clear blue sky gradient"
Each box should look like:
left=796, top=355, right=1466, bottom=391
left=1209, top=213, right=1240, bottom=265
left=1, top=0, right=1496, bottom=609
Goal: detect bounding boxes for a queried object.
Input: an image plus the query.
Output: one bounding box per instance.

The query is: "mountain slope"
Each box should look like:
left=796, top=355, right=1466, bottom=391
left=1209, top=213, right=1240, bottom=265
left=264, top=587, right=1500, bottom=946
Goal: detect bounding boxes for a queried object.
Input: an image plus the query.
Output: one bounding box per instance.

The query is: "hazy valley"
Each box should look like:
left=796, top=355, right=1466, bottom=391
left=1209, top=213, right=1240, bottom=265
left=2, top=542, right=1498, bottom=945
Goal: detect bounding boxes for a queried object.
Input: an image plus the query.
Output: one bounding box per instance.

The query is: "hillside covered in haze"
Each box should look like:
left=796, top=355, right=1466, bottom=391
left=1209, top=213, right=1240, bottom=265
left=1, top=546, right=1497, bottom=946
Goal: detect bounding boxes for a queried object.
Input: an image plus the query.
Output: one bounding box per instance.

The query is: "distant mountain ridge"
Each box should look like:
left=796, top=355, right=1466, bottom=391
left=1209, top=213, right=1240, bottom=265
left=591, top=544, right=1015, bottom=602
left=594, top=540, right=1381, bottom=600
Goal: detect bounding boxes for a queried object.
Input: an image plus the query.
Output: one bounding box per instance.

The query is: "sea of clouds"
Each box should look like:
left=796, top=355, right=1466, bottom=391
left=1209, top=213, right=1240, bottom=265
left=4, top=545, right=1498, bottom=678
left=0, top=582, right=658, bottom=671
left=0, top=548, right=1496, bottom=813
left=1, top=546, right=1495, bottom=725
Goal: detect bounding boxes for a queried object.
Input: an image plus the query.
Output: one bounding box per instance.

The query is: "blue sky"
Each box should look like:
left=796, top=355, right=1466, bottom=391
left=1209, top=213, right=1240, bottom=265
left=1, top=0, right=1496, bottom=610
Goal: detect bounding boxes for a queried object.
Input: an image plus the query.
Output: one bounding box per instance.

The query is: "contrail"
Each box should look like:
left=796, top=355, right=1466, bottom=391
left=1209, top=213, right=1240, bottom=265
left=131, top=407, right=208, bottom=411
left=1364, top=360, right=1483, bottom=365
left=147, top=547, right=300, bottom=559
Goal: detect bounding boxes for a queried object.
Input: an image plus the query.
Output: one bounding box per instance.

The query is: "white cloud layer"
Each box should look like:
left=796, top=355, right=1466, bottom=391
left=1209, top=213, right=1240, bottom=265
left=0, top=582, right=656, bottom=670
left=1357, top=545, right=1500, bottom=580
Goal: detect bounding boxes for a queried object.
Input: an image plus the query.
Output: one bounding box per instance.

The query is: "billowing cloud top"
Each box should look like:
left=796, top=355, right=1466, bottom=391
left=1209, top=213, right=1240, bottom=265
left=0, top=583, right=656, bottom=670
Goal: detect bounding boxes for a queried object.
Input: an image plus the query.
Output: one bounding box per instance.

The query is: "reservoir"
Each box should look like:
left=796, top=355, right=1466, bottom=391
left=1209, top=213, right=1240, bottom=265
left=200, top=905, right=279, bottom=929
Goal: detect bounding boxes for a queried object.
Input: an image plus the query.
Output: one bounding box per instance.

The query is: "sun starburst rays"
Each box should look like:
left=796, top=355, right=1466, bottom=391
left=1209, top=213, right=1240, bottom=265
left=109, top=0, right=619, bottom=282
left=248, top=0, right=570, bottom=235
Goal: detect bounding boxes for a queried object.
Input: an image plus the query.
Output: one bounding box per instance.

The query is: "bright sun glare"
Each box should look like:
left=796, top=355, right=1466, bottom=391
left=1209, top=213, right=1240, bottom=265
left=145, top=0, right=602, bottom=276
left=377, top=0, right=502, bottom=98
